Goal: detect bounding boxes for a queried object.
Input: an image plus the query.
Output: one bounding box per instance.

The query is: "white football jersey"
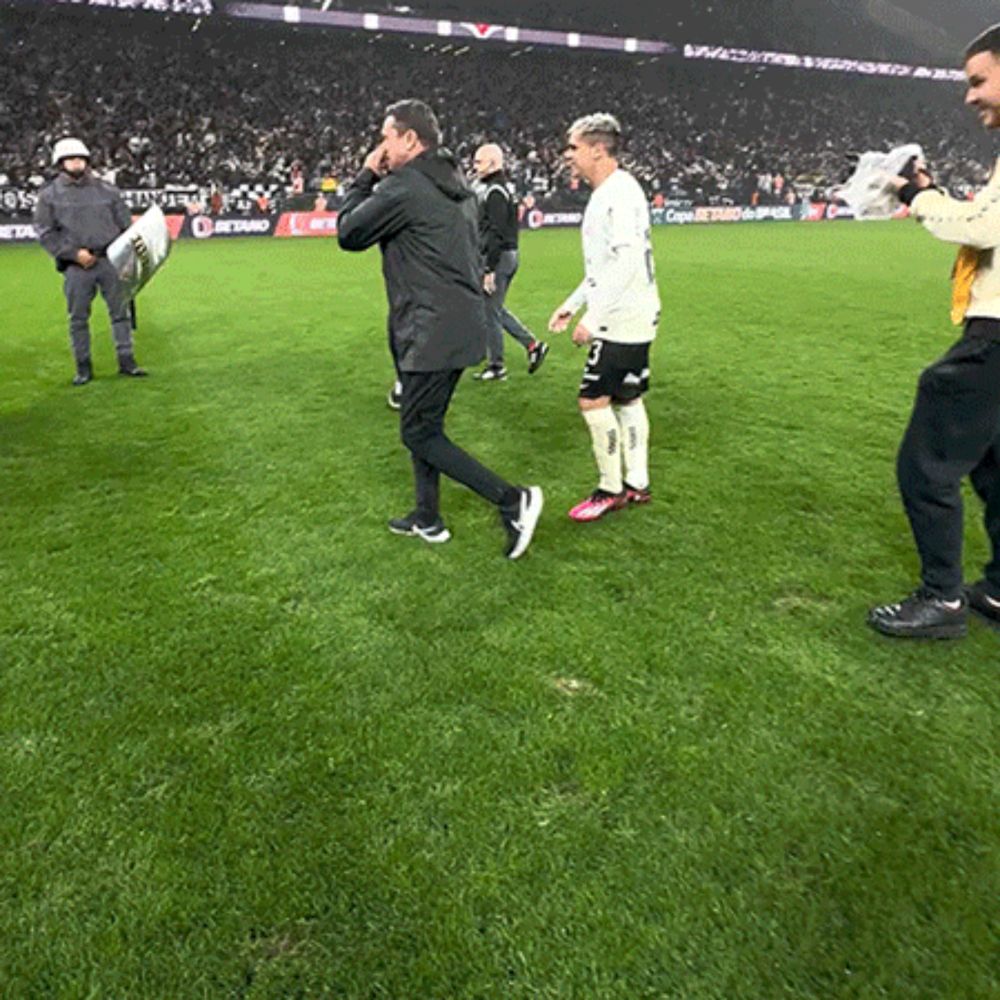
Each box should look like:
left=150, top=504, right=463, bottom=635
left=564, top=168, right=660, bottom=343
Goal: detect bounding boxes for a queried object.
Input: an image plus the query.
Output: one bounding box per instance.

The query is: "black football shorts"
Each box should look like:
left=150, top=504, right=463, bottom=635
left=578, top=339, right=651, bottom=402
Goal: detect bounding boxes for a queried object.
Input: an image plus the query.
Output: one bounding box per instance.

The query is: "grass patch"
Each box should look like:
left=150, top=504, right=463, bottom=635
left=1, top=223, right=997, bottom=998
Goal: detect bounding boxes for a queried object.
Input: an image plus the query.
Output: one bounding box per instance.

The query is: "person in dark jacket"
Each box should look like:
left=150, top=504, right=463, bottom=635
left=337, top=99, right=543, bottom=559
left=471, top=143, right=548, bottom=381
left=33, top=137, right=146, bottom=385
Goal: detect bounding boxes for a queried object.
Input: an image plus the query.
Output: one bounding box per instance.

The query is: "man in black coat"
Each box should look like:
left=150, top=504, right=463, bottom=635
left=337, top=99, right=542, bottom=559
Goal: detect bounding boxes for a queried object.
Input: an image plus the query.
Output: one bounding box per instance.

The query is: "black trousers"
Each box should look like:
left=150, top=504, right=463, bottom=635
left=399, top=369, right=514, bottom=522
left=896, top=318, right=1000, bottom=598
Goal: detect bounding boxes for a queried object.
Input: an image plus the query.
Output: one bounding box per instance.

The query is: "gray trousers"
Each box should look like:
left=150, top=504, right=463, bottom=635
left=485, top=249, right=534, bottom=364
left=63, top=258, right=133, bottom=365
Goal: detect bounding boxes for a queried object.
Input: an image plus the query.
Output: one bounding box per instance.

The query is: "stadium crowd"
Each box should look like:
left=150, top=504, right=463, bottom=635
left=0, top=6, right=993, bottom=213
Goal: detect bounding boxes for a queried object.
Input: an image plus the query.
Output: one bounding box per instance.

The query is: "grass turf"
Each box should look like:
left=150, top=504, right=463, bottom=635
left=1, top=223, right=998, bottom=998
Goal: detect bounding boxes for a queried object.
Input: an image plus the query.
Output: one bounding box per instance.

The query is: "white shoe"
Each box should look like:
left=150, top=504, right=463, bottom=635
left=387, top=380, right=402, bottom=410
left=502, top=486, right=543, bottom=560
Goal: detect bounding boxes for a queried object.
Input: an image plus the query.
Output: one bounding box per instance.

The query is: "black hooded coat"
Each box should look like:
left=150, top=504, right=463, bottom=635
left=337, top=150, right=489, bottom=373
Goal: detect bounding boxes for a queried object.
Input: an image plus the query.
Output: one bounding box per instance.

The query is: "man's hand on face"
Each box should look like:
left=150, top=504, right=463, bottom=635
left=75, top=249, right=97, bottom=269
left=364, top=142, right=389, bottom=178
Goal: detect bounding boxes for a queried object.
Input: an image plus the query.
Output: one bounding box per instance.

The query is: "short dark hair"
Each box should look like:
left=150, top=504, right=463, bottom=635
left=965, top=24, right=1000, bottom=61
left=384, top=99, right=442, bottom=150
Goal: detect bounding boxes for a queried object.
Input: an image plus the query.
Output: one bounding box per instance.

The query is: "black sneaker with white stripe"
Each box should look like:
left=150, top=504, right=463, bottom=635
left=500, top=486, right=543, bottom=560
left=867, top=587, right=967, bottom=639
left=388, top=512, right=451, bottom=544
left=965, top=579, right=1000, bottom=628
left=527, top=340, right=549, bottom=374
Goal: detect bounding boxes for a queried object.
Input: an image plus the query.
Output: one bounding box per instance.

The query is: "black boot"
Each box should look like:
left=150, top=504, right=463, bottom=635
left=118, top=354, right=148, bottom=377
left=72, top=359, right=93, bottom=386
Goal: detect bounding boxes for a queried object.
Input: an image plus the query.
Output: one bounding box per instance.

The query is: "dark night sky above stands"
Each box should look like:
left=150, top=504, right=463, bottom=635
left=367, top=0, right=998, bottom=61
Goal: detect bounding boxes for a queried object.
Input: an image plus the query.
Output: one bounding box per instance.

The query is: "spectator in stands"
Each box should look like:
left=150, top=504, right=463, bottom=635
left=0, top=5, right=993, bottom=213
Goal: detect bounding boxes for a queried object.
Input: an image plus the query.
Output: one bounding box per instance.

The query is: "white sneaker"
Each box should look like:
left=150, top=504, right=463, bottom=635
left=387, top=380, right=402, bottom=410
left=502, top=486, right=543, bottom=560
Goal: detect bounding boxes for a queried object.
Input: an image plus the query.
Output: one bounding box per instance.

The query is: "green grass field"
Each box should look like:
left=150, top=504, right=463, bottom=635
left=1, top=222, right=998, bottom=999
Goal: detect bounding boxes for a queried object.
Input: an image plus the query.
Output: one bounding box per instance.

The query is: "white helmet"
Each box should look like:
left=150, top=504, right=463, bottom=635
left=52, top=137, right=91, bottom=166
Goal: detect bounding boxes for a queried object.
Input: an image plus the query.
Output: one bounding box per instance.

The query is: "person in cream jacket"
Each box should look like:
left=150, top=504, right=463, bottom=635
left=868, top=23, right=1000, bottom=639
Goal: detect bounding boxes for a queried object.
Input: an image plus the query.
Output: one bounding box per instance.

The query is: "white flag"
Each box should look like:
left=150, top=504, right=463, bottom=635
left=107, top=204, right=173, bottom=300
left=835, top=143, right=924, bottom=219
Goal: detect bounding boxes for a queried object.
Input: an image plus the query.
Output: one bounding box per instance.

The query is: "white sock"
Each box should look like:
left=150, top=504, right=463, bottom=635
left=582, top=406, right=622, bottom=494
left=615, top=399, right=650, bottom=490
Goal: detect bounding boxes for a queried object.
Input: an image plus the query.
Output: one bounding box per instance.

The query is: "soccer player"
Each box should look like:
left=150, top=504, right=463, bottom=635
left=471, top=143, right=548, bottom=380
left=868, top=25, right=1000, bottom=638
left=548, top=113, right=659, bottom=522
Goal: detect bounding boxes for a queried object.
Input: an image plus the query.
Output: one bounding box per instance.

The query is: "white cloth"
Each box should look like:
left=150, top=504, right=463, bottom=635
left=835, top=143, right=924, bottom=219
left=562, top=168, right=660, bottom=343
left=107, top=204, right=172, bottom=300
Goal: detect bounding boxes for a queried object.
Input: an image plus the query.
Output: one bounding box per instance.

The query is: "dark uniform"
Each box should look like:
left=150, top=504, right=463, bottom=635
left=34, top=171, right=142, bottom=381
left=338, top=148, right=541, bottom=556
left=474, top=170, right=540, bottom=374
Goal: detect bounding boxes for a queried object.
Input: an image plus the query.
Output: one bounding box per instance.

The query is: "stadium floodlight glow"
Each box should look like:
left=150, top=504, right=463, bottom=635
left=223, top=2, right=675, bottom=55
left=11, top=0, right=971, bottom=80
left=219, top=3, right=967, bottom=80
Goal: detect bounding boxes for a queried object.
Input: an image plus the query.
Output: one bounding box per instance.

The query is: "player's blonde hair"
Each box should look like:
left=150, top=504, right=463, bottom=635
left=567, top=113, right=622, bottom=155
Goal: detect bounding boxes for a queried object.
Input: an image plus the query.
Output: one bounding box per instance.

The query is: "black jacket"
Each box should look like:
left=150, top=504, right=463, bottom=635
left=476, top=170, right=519, bottom=272
left=337, top=150, right=488, bottom=373
left=34, top=170, right=131, bottom=271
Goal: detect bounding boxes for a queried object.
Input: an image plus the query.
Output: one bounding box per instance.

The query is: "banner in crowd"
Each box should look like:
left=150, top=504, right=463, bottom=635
left=0, top=186, right=200, bottom=217
left=0, top=204, right=914, bottom=244
left=651, top=204, right=808, bottom=225
left=184, top=214, right=278, bottom=239
left=802, top=202, right=908, bottom=221
left=520, top=208, right=585, bottom=230
left=274, top=211, right=339, bottom=237
left=18, top=0, right=212, bottom=14
left=682, top=43, right=964, bottom=82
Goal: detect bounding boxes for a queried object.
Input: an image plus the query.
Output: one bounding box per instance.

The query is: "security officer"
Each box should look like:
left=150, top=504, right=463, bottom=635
left=34, top=138, right=147, bottom=385
left=471, top=143, right=548, bottom=381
